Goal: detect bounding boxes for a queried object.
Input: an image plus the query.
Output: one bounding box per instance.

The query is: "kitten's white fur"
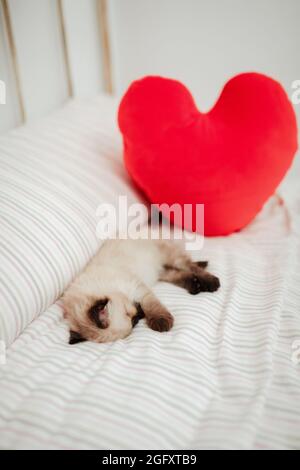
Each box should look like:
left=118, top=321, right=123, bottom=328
left=63, top=236, right=219, bottom=343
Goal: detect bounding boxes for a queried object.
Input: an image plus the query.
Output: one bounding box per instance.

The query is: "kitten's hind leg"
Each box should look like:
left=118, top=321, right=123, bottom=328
left=160, top=267, right=220, bottom=295
left=158, top=240, right=208, bottom=272
left=157, top=240, right=220, bottom=294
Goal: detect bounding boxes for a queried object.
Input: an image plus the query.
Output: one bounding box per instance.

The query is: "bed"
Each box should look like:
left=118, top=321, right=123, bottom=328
left=0, top=95, right=299, bottom=450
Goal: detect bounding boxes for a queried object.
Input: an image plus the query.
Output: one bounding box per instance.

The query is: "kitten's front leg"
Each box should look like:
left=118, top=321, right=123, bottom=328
left=137, top=288, right=174, bottom=332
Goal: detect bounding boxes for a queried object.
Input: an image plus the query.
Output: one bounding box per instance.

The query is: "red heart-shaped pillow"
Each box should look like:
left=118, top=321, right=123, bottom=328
left=118, top=73, right=298, bottom=236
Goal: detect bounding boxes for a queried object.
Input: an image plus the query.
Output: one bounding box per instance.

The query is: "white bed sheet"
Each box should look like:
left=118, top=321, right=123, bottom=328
left=0, top=97, right=300, bottom=450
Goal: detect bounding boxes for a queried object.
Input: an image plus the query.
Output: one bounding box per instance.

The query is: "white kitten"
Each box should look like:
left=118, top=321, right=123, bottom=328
left=63, top=238, right=220, bottom=344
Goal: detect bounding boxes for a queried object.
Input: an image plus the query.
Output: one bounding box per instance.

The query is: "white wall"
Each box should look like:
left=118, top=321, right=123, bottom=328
left=1, top=0, right=299, bottom=134
left=61, top=0, right=104, bottom=97
left=109, top=0, right=300, bottom=125
left=8, top=0, right=69, bottom=122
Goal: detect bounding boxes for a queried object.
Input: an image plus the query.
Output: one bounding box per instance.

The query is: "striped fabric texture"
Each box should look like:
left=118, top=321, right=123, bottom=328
left=0, top=96, right=300, bottom=449
left=0, top=95, right=145, bottom=347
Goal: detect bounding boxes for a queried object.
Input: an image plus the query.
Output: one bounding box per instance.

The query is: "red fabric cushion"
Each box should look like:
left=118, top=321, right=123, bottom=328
left=118, top=73, right=298, bottom=236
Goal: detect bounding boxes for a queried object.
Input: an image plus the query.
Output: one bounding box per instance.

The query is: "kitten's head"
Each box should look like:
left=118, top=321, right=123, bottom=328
left=63, top=291, right=144, bottom=344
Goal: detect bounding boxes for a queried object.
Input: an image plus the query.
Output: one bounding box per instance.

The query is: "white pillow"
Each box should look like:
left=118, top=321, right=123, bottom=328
left=0, top=95, right=145, bottom=347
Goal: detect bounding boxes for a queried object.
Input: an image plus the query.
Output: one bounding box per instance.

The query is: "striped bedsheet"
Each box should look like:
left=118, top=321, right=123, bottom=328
left=0, top=96, right=300, bottom=449
left=0, top=95, right=145, bottom=347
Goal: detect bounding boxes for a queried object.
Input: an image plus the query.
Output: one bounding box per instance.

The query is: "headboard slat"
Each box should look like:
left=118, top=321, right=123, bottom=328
left=98, top=0, right=113, bottom=94
left=57, top=0, right=73, bottom=98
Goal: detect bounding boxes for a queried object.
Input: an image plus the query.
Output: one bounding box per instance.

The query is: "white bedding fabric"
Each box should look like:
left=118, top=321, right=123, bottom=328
left=0, top=96, right=300, bottom=450
left=0, top=96, right=145, bottom=347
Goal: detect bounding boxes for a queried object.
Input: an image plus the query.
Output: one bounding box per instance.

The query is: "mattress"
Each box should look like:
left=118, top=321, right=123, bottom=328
left=0, top=95, right=299, bottom=450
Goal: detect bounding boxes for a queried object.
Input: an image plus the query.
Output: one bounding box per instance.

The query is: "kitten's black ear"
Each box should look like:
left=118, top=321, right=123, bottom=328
left=132, top=303, right=145, bottom=327
left=135, top=303, right=145, bottom=318
left=69, top=330, right=86, bottom=345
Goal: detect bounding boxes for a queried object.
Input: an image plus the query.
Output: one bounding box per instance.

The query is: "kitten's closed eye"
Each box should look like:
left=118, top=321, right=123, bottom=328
left=88, top=298, right=109, bottom=329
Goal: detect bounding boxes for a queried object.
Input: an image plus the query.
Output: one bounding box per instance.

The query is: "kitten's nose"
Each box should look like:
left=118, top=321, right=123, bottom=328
left=98, top=308, right=109, bottom=329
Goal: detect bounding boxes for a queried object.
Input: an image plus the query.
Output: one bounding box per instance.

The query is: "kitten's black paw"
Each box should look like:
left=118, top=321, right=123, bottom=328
left=194, top=261, right=208, bottom=269
left=186, top=274, right=220, bottom=294
left=200, top=275, right=221, bottom=293
left=186, top=275, right=203, bottom=295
